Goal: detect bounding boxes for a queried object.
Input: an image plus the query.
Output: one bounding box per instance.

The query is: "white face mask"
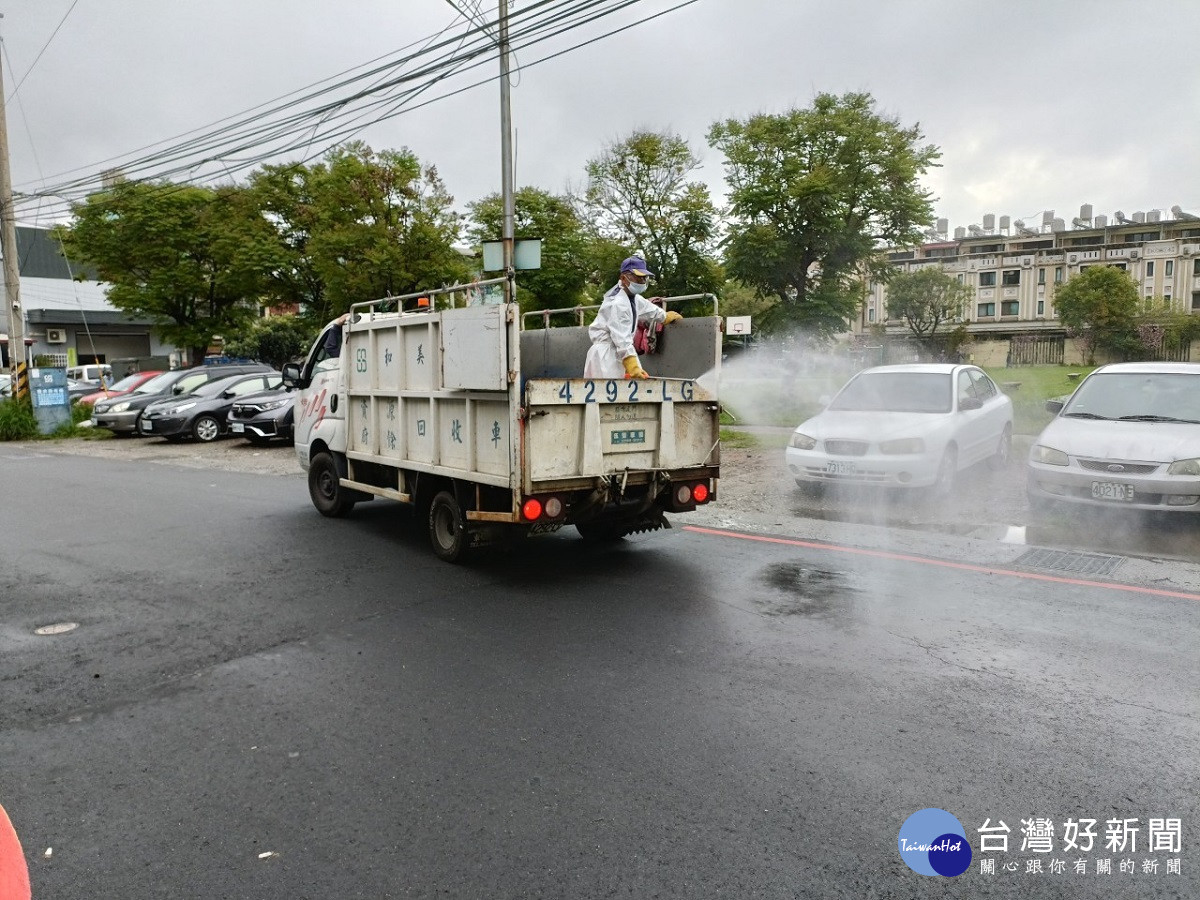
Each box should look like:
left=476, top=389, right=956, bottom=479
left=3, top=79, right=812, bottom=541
left=626, top=281, right=647, bottom=295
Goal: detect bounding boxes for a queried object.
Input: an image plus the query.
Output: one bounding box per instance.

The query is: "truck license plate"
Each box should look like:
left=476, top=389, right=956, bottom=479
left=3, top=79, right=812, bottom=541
left=1091, top=481, right=1134, bottom=502
left=825, top=461, right=856, bottom=476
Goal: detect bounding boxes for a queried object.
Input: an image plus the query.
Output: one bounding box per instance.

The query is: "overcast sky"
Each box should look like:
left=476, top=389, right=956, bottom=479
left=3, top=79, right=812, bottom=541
left=4, top=0, right=1199, bottom=239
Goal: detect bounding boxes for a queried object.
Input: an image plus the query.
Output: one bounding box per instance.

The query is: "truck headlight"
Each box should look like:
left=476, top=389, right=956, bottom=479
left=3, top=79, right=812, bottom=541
left=789, top=432, right=816, bottom=450
left=1167, top=457, right=1200, bottom=476
left=1031, top=444, right=1069, bottom=466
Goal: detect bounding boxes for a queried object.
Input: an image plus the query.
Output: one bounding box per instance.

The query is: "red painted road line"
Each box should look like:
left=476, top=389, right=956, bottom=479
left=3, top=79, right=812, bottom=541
left=683, top=525, right=1200, bottom=603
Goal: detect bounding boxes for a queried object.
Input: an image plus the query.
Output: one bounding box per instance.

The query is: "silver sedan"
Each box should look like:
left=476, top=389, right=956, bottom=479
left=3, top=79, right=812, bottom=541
left=1027, top=361, right=1200, bottom=513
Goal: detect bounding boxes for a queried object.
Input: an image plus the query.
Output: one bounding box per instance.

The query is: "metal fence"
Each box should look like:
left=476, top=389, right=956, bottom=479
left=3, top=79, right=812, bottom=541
left=1009, top=335, right=1064, bottom=366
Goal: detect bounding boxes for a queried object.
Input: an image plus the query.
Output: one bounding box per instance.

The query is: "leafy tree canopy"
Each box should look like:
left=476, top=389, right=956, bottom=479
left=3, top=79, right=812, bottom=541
left=55, top=180, right=283, bottom=365
left=885, top=267, right=973, bottom=338
left=222, top=314, right=318, bottom=370
left=582, top=130, right=723, bottom=307
left=1054, top=265, right=1139, bottom=361
left=467, top=187, right=590, bottom=315
left=709, top=92, right=940, bottom=339
left=249, top=143, right=472, bottom=325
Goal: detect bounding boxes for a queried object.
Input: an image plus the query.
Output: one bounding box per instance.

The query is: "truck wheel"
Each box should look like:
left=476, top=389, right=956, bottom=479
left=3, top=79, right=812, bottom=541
left=575, top=520, right=628, bottom=542
left=309, top=451, right=356, bottom=518
left=429, top=491, right=468, bottom=562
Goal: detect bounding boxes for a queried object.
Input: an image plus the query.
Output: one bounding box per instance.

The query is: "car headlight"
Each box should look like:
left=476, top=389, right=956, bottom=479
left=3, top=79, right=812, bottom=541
left=163, top=402, right=197, bottom=415
left=257, top=399, right=289, bottom=411
left=789, top=432, right=816, bottom=450
left=879, top=437, right=925, bottom=454
left=1031, top=444, right=1069, bottom=466
left=1167, top=457, right=1200, bottom=476
left=107, top=401, right=131, bottom=413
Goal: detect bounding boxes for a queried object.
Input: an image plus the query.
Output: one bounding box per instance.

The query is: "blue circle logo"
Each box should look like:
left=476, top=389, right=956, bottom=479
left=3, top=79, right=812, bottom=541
left=898, top=808, right=972, bottom=877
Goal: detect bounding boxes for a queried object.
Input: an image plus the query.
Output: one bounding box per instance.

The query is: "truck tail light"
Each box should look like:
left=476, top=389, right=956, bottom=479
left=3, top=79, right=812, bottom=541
left=521, top=495, right=566, bottom=522
left=692, top=482, right=710, bottom=503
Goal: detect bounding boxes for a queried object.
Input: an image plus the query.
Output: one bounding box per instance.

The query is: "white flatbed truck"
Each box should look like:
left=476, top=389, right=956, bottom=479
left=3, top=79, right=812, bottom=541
left=283, top=280, right=721, bottom=561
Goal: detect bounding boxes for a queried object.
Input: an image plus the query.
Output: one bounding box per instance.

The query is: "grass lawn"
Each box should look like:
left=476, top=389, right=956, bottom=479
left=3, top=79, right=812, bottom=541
left=983, top=365, right=1095, bottom=434
left=718, top=364, right=1096, bottom=437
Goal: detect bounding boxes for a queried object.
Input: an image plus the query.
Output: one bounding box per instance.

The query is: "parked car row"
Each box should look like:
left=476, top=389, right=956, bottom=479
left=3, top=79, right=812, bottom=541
left=90, top=363, right=294, bottom=445
left=784, top=361, right=1200, bottom=518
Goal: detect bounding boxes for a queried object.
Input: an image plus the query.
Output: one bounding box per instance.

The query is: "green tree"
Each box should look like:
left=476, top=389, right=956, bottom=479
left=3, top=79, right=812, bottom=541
left=885, top=268, right=973, bottom=338
left=249, top=143, right=471, bottom=325
left=708, top=92, right=940, bottom=338
left=1054, top=265, right=1139, bottom=364
left=56, top=181, right=283, bottom=365
left=467, top=187, right=590, bottom=314
left=582, top=130, right=723, bottom=303
left=222, top=315, right=318, bottom=369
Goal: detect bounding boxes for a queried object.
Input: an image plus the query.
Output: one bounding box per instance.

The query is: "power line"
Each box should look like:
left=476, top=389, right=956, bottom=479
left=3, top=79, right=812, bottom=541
left=5, top=0, right=83, bottom=101
left=15, top=0, right=702, bottom=223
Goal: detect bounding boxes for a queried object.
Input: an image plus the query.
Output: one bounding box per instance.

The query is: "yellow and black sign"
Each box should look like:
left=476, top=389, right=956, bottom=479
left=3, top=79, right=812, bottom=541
left=12, top=362, right=29, bottom=401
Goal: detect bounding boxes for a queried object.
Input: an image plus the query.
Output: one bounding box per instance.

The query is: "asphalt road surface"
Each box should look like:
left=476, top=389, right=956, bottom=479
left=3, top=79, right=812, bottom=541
left=1, top=448, right=1197, bottom=899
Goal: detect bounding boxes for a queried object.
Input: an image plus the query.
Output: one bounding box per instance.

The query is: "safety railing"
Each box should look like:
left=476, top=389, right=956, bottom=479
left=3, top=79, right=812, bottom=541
left=349, top=277, right=510, bottom=319
left=521, top=293, right=719, bottom=330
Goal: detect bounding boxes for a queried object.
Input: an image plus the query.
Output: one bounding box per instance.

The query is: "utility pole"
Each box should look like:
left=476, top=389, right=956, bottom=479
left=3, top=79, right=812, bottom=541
left=498, top=0, right=515, bottom=306
left=0, top=15, right=25, bottom=398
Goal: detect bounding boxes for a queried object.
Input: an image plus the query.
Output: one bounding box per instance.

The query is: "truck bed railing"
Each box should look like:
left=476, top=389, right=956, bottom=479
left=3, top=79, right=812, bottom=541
left=521, top=293, right=719, bottom=330
left=350, top=277, right=510, bottom=318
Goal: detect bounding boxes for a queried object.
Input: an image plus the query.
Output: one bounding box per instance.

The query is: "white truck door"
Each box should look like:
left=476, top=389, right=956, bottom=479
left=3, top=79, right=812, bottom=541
left=293, top=323, right=346, bottom=466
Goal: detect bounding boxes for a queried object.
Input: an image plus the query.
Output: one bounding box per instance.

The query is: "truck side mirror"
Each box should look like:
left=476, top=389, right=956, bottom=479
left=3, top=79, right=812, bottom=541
left=1044, top=399, right=1064, bottom=415
left=282, top=362, right=307, bottom=390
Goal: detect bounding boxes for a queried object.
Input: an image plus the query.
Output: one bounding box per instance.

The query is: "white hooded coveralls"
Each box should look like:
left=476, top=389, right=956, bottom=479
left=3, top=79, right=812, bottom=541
left=583, top=282, right=668, bottom=378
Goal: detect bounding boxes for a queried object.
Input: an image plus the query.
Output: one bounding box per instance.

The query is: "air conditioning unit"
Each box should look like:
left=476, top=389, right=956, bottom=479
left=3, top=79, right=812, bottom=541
left=45, top=328, right=66, bottom=344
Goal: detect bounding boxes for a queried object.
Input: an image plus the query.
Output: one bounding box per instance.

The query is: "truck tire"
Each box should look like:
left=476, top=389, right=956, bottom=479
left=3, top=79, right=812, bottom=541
left=309, top=451, right=356, bottom=518
left=574, top=520, right=628, bottom=542
left=429, top=491, right=468, bottom=562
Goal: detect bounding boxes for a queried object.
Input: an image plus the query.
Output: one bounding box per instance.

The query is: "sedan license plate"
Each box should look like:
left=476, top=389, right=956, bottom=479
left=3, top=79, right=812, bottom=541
left=1091, top=481, right=1134, bottom=502
left=825, top=461, right=857, bottom=477
left=140, top=420, right=152, bottom=432
left=230, top=423, right=244, bottom=433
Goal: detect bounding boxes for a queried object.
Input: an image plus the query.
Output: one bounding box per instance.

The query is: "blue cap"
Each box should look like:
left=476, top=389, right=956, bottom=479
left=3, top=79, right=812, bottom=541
left=620, top=256, right=654, bottom=277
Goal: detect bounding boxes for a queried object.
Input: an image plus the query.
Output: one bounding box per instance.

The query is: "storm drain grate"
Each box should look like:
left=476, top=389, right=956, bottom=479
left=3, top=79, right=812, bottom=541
left=1014, top=548, right=1125, bottom=577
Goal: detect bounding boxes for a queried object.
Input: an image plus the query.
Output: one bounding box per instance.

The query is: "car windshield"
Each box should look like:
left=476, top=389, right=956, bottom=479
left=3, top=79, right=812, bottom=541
left=192, top=377, right=248, bottom=398
left=134, top=371, right=181, bottom=394
left=1062, top=372, right=1200, bottom=422
left=829, top=372, right=952, bottom=413
left=100, top=373, right=144, bottom=393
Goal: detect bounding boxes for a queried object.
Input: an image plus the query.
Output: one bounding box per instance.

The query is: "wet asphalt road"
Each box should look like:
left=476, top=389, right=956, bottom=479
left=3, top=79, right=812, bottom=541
left=1, top=451, right=1198, bottom=899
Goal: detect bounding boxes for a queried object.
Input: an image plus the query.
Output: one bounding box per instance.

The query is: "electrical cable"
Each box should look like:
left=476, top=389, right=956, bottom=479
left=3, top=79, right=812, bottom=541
left=14, top=0, right=699, bottom=224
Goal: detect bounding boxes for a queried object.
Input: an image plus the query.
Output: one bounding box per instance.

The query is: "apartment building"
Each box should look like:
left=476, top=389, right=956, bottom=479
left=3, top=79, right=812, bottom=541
left=861, top=207, right=1200, bottom=364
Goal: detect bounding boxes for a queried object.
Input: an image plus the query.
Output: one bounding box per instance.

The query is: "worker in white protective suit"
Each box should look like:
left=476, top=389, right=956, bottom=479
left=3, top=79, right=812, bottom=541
left=584, top=256, right=683, bottom=379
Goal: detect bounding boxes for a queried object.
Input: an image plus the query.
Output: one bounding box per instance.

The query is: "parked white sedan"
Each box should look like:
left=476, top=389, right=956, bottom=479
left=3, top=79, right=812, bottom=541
left=785, top=364, right=1014, bottom=493
left=1027, top=361, right=1200, bottom=513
